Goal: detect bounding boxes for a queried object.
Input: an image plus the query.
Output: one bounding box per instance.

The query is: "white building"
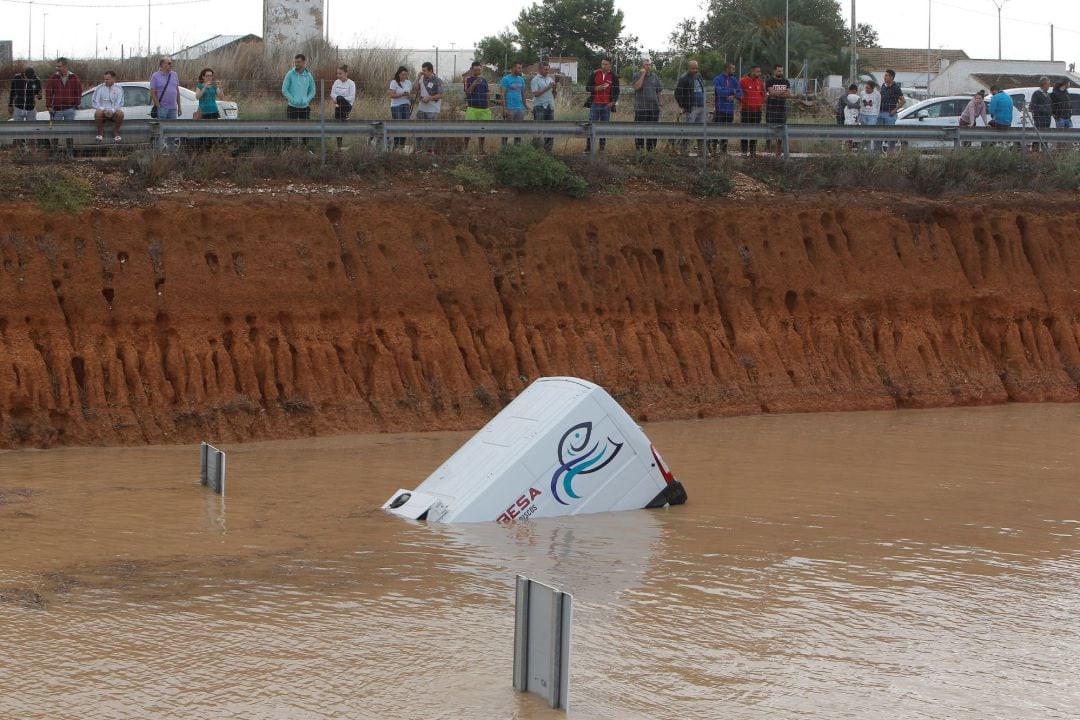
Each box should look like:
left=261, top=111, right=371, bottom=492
left=398, top=48, right=479, bottom=79
left=858, top=47, right=970, bottom=97
left=929, top=58, right=1080, bottom=95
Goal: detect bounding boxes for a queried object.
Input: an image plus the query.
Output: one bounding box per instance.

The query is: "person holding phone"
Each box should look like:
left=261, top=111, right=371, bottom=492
left=196, top=68, right=221, bottom=120
left=387, top=66, right=412, bottom=150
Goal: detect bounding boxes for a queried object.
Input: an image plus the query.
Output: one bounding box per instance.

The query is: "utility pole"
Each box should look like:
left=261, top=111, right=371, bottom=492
left=1050, top=23, right=1055, bottom=62
left=927, top=0, right=932, bottom=95
left=849, top=0, right=856, bottom=85
left=42, top=12, right=46, bottom=63
left=148, top=0, right=151, bottom=57
left=28, top=0, right=32, bottom=62
left=784, top=0, right=789, bottom=75
left=991, top=0, right=1008, bottom=61
left=96, top=23, right=100, bottom=59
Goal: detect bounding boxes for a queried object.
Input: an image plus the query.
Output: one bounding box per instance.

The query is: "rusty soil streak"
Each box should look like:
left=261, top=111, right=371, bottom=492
left=1, top=191, right=1080, bottom=448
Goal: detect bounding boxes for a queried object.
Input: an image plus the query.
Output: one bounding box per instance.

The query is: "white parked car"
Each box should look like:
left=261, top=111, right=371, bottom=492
left=897, top=89, right=1080, bottom=136
left=33, top=81, right=239, bottom=122
left=894, top=95, right=984, bottom=148
left=16, top=81, right=239, bottom=146
left=896, top=95, right=985, bottom=128
left=1001, top=86, right=1080, bottom=128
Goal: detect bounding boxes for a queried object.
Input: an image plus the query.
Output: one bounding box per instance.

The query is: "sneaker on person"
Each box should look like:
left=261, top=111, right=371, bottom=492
left=114, top=136, right=122, bottom=143
left=95, top=135, right=104, bottom=142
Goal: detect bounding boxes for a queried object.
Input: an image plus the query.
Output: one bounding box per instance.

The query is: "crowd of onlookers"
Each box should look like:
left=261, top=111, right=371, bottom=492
left=837, top=74, right=1074, bottom=133
left=8, top=52, right=1078, bottom=156
left=7, top=56, right=226, bottom=144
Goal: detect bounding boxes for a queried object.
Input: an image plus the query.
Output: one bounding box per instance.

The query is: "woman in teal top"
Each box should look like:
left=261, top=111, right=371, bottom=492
left=195, top=67, right=221, bottom=119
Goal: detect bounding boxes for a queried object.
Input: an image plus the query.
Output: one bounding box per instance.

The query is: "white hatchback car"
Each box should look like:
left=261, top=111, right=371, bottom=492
left=894, top=95, right=985, bottom=147
left=896, top=95, right=985, bottom=128
left=897, top=89, right=1080, bottom=132
left=30, top=81, right=239, bottom=133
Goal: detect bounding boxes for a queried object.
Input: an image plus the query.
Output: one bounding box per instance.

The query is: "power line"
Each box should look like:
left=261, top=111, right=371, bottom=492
left=933, top=0, right=1080, bottom=34
left=0, top=0, right=210, bottom=7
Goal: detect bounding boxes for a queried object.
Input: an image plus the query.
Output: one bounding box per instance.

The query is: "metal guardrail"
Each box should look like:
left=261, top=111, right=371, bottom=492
left=5, top=120, right=1079, bottom=154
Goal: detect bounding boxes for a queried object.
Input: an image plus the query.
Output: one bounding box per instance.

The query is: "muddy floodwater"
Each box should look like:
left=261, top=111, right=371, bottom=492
left=2, top=404, right=1079, bottom=719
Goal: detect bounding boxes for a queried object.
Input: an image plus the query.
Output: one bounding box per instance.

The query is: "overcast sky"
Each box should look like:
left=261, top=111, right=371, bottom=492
left=2, top=0, right=1077, bottom=68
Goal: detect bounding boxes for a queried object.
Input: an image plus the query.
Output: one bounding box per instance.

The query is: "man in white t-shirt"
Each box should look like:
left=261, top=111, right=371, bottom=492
left=91, top=71, right=125, bottom=143
left=416, top=61, right=443, bottom=153
left=530, top=61, right=557, bottom=151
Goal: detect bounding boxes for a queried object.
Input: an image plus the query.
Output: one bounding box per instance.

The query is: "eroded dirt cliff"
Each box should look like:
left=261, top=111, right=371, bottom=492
left=2, top=191, right=1079, bottom=447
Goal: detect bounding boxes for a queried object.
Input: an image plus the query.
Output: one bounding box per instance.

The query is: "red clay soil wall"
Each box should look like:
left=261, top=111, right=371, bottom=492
left=1, top=192, right=1079, bottom=448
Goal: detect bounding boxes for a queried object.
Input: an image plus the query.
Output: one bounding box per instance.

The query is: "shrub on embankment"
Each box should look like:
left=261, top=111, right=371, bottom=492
left=751, top=147, right=1080, bottom=196
left=6, top=144, right=1080, bottom=212
left=0, top=164, right=93, bottom=213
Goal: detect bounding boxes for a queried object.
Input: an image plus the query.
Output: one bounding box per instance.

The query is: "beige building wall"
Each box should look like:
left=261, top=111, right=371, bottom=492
left=263, top=0, right=325, bottom=47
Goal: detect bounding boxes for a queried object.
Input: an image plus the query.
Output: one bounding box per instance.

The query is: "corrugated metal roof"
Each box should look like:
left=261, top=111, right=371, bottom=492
left=173, top=34, right=261, bottom=60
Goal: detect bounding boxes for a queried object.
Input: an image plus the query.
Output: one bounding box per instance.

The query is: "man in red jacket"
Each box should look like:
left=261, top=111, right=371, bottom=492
left=738, top=64, right=765, bottom=156
left=45, top=57, right=83, bottom=120
left=585, top=57, right=619, bottom=153
left=45, top=58, right=84, bottom=155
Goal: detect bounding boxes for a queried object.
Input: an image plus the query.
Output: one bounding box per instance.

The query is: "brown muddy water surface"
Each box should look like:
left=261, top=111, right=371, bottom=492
left=1, top=405, right=1079, bottom=719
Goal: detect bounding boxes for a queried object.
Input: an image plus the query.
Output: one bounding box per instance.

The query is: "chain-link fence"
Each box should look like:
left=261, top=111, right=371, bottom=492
left=6, top=71, right=1080, bottom=170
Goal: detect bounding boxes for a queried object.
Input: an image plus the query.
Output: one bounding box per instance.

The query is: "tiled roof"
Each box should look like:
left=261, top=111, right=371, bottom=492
left=858, top=47, right=970, bottom=74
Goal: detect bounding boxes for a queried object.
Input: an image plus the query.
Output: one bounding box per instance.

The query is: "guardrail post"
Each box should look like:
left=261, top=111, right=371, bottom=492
left=589, top=123, right=598, bottom=156
left=378, top=122, right=388, bottom=152
left=150, top=121, right=162, bottom=152
left=782, top=124, right=790, bottom=159
left=319, top=79, right=326, bottom=169
left=947, top=127, right=960, bottom=151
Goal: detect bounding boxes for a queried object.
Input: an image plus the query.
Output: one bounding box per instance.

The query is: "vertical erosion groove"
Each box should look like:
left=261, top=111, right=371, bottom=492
left=0, top=198, right=1079, bottom=447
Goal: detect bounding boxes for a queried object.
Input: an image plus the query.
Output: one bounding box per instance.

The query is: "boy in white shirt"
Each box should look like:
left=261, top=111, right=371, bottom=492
left=92, top=70, right=125, bottom=142
left=859, top=80, right=882, bottom=151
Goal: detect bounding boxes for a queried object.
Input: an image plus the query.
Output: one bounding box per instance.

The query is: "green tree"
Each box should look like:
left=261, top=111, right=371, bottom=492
left=671, top=0, right=873, bottom=76
left=476, top=31, right=526, bottom=74
left=514, top=0, right=627, bottom=69
left=668, top=18, right=700, bottom=56
left=848, top=22, right=880, bottom=48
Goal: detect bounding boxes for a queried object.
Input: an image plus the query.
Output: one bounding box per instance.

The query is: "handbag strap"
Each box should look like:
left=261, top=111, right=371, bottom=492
left=157, top=71, right=172, bottom=103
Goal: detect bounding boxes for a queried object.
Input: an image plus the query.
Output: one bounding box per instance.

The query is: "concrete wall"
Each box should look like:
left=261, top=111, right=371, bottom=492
left=398, top=49, right=479, bottom=80
left=263, top=0, right=324, bottom=47
left=931, top=59, right=1077, bottom=95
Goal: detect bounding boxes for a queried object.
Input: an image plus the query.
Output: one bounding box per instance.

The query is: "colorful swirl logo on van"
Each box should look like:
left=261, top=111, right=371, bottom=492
left=550, top=422, right=624, bottom=505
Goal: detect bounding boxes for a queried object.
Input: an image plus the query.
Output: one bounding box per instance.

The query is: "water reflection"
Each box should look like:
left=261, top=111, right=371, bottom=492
left=1, top=404, right=1079, bottom=718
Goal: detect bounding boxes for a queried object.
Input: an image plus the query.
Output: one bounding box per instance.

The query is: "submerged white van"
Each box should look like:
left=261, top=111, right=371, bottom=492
left=382, top=377, right=688, bottom=523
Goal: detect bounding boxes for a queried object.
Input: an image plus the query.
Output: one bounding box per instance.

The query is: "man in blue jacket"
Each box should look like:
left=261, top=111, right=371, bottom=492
left=987, top=86, right=1013, bottom=129
left=282, top=53, right=316, bottom=120
left=712, top=62, right=742, bottom=154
